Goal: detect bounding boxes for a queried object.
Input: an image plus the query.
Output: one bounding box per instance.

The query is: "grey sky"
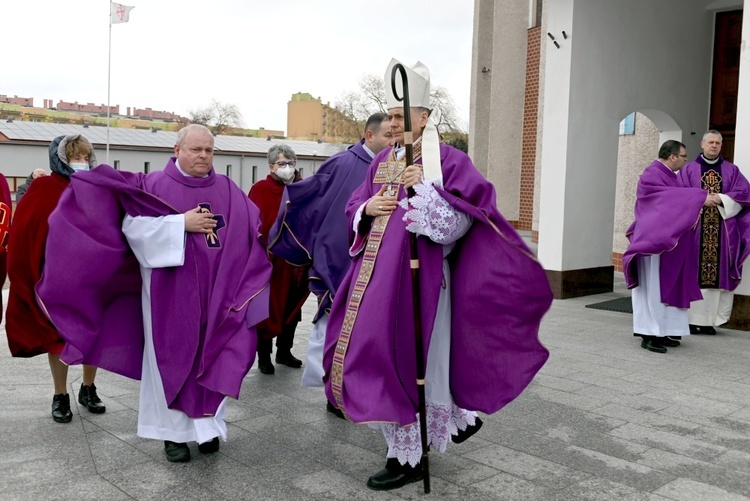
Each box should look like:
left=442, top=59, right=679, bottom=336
left=3, top=0, right=474, bottom=133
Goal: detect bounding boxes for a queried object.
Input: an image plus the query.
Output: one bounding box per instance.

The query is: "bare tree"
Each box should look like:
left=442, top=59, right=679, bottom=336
left=188, top=99, right=244, bottom=135
left=334, top=73, right=465, bottom=134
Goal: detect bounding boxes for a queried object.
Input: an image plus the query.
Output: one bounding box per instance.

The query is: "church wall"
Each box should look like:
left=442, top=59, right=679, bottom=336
left=468, top=0, right=494, bottom=179
left=484, top=0, right=529, bottom=221
left=538, top=0, right=714, bottom=272
left=727, top=1, right=750, bottom=298
left=612, top=113, right=660, bottom=265
left=532, top=0, right=549, bottom=242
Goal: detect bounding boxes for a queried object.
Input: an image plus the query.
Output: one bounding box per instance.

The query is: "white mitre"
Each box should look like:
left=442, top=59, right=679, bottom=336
left=384, top=58, right=442, bottom=187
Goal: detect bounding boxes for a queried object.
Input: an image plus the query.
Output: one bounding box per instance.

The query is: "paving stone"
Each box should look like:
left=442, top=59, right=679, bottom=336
left=3, top=278, right=750, bottom=499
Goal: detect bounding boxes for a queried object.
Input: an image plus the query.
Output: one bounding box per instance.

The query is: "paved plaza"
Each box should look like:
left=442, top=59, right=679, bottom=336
left=2, top=272, right=750, bottom=500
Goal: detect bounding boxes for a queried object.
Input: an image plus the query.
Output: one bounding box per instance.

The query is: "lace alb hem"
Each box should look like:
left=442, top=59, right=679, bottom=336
left=380, top=403, right=479, bottom=466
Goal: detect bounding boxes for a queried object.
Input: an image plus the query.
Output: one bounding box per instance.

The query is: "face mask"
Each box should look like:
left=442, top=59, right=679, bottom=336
left=69, top=162, right=89, bottom=172
left=276, top=166, right=295, bottom=182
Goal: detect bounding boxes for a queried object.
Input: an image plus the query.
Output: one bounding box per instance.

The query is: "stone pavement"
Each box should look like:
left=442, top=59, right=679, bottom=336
left=2, top=274, right=750, bottom=501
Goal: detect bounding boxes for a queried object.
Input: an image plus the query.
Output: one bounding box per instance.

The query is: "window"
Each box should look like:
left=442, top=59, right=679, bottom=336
left=144, top=162, right=150, bottom=173
left=226, top=164, right=232, bottom=177
left=252, top=166, right=257, bottom=183
left=619, top=113, right=636, bottom=135
left=114, top=160, right=120, bottom=170
left=298, top=167, right=304, bottom=179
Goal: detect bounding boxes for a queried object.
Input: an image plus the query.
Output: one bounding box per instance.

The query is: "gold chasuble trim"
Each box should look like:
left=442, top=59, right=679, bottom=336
left=700, top=168, right=722, bottom=288
left=331, top=144, right=422, bottom=420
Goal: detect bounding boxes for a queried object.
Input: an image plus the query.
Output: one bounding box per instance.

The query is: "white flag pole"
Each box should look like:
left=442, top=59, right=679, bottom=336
left=106, top=1, right=113, bottom=164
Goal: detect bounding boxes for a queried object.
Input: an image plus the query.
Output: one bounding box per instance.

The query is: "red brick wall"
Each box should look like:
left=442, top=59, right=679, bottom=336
left=612, top=252, right=623, bottom=272
left=519, top=27, right=541, bottom=231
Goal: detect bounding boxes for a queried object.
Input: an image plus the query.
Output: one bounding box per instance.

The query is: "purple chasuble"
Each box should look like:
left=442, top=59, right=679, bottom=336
left=678, top=156, right=750, bottom=291
left=623, top=160, right=706, bottom=308
left=269, top=140, right=372, bottom=321
left=323, top=143, right=552, bottom=426
left=37, top=162, right=271, bottom=418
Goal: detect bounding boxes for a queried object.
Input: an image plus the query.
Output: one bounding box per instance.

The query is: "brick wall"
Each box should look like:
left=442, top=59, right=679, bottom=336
left=612, top=252, right=623, bottom=272
left=519, top=27, right=542, bottom=231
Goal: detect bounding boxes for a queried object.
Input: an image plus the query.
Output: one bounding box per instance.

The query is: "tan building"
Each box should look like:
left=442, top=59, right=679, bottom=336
left=287, top=92, right=360, bottom=143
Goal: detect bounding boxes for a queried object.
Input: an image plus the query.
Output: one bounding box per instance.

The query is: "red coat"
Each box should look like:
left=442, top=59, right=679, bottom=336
left=0, top=174, right=11, bottom=323
left=249, top=175, right=310, bottom=339
left=6, top=173, right=69, bottom=357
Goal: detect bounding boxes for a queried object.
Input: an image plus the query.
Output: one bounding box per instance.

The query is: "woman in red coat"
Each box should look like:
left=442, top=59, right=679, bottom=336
left=6, top=135, right=106, bottom=423
left=248, top=144, right=310, bottom=375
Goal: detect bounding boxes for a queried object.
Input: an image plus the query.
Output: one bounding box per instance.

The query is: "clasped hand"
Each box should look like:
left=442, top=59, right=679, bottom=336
left=365, top=165, right=424, bottom=217
left=184, top=206, right=217, bottom=234
left=703, top=193, right=722, bottom=208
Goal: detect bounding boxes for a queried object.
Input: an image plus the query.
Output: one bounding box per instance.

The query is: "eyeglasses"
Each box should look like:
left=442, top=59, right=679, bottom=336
left=677, top=154, right=688, bottom=159
left=274, top=161, right=296, bottom=168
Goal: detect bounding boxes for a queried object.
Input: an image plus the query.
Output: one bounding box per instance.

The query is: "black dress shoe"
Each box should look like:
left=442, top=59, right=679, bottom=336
left=275, top=352, right=303, bottom=368
left=366, top=458, right=423, bottom=491
left=164, top=441, right=191, bottom=462
left=52, top=393, right=73, bottom=423
left=659, top=338, right=681, bottom=348
left=668, top=336, right=682, bottom=340
left=198, top=437, right=220, bottom=454
left=452, top=417, right=483, bottom=443
left=326, top=401, right=345, bottom=420
left=641, top=337, right=667, bottom=353
left=689, top=324, right=717, bottom=335
left=78, top=383, right=106, bottom=414
left=257, top=354, right=275, bottom=375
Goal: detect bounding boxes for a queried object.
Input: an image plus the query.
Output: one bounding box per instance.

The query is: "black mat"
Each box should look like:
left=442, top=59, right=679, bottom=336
left=585, top=297, right=632, bottom=314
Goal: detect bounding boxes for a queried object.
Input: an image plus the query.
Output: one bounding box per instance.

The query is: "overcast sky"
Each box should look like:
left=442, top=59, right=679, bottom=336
left=3, top=0, right=475, bottom=134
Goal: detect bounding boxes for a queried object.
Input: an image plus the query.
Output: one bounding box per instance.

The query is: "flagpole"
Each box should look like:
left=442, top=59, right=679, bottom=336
left=106, top=1, right=112, bottom=164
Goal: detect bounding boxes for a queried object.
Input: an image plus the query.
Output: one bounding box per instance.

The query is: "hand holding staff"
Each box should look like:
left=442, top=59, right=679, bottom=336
left=390, top=62, right=431, bottom=495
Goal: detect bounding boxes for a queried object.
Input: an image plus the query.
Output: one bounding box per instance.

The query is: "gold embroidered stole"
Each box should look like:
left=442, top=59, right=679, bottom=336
left=330, top=143, right=422, bottom=418
left=699, top=168, right=722, bottom=288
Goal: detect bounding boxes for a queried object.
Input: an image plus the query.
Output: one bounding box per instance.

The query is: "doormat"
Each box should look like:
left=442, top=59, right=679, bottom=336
left=585, top=297, right=632, bottom=314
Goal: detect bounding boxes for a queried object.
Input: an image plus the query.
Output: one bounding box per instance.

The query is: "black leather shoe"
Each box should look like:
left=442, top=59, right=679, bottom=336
left=198, top=437, right=220, bottom=454
left=257, top=354, right=275, bottom=375
left=668, top=336, right=682, bottom=340
left=641, top=338, right=667, bottom=353
left=689, top=324, right=717, bottom=335
left=452, top=417, right=483, bottom=443
left=659, top=338, right=681, bottom=348
left=366, top=458, right=423, bottom=491
left=52, top=393, right=73, bottom=423
left=78, top=383, right=106, bottom=414
left=275, top=352, right=303, bottom=368
left=164, top=441, right=191, bottom=462
left=326, top=401, right=345, bottom=420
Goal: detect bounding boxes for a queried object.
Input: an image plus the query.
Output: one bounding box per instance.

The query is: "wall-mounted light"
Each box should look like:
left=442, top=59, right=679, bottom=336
left=562, top=31, right=568, bottom=39
left=553, top=41, right=560, bottom=49
left=547, top=32, right=555, bottom=41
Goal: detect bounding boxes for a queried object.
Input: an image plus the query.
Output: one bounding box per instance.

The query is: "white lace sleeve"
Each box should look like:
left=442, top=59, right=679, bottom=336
left=399, top=181, right=472, bottom=245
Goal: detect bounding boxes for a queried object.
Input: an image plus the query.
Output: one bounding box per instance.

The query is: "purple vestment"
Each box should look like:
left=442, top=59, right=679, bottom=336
left=678, top=156, right=750, bottom=291
left=269, top=140, right=371, bottom=321
left=37, top=161, right=271, bottom=418
left=323, top=143, right=552, bottom=426
left=623, top=160, right=707, bottom=308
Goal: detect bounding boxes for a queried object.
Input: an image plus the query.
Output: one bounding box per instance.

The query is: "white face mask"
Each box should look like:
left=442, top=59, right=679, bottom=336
left=276, top=165, right=295, bottom=182
left=69, top=162, right=89, bottom=172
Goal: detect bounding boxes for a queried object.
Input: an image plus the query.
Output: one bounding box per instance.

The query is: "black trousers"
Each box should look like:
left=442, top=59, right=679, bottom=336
left=257, top=322, right=298, bottom=355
